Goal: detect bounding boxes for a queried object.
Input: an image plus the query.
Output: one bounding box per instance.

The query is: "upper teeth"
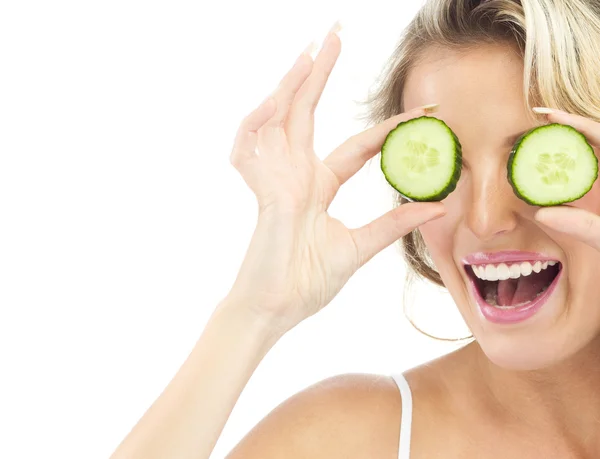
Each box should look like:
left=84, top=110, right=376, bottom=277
left=471, top=261, right=557, bottom=281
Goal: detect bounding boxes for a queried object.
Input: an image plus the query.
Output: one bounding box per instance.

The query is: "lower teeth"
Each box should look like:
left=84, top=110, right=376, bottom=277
left=484, top=286, right=548, bottom=308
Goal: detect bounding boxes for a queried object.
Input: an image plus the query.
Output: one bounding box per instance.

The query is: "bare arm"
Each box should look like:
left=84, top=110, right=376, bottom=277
left=109, top=297, right=282, bottom=459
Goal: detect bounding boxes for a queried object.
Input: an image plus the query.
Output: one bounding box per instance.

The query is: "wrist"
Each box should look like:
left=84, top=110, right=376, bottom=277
left=215, top=294, right=289, bottom=349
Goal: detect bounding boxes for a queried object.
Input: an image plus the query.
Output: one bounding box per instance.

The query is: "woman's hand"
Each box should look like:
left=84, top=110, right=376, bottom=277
left=226, top=25, right=445, bottom=334
left=534, top=109, right=600, bottom=249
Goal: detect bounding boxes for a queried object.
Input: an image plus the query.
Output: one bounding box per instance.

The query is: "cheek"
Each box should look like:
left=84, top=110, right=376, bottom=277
left=419, top=215, right=467, bottom=295
left=545, top=231, right=600, bottom=300
left=418, top=186, right=465, bottom=259
left=419, top=214, right=456, bottom=260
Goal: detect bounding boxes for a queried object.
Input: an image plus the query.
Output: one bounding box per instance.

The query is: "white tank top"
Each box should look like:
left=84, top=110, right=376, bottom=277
left=390, top=373, right=413, bottom=459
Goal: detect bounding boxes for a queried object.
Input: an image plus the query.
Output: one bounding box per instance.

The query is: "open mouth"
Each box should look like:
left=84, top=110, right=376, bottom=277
left=466, top=260, right=562, bottom=309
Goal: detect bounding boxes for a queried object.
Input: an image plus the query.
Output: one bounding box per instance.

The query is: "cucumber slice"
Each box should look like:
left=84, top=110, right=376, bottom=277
left=508, top=123, right=598, bottom=206
left=381, top=116, right=462, bottom=201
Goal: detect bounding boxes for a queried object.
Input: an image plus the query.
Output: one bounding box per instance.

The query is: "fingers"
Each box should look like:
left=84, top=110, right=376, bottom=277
left=258, top=45, right=316, bottom=156
left=231, top=97, right=277, bottom=165
left=535, top=206, right=600, bottom=251
left=286, top=23, right=342, bottom=149
left=351, top=202, right=446, bottom=267
left=535, top=107, right=600, bottom=146
left=323, top=105, right=438, bottom=186
left=230, top=97, right=278, bottom=189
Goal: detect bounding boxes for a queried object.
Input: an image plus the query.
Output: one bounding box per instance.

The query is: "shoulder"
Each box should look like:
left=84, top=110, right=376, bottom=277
left=226, top=346, right=476, bottom=459
left=225, top=373, right=405, bottom=459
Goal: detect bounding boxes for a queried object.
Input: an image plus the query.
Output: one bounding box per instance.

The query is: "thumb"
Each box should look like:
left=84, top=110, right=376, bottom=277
left=351, top=202, right=446, bottom=266
left=535, top=206, right=600, bottom=251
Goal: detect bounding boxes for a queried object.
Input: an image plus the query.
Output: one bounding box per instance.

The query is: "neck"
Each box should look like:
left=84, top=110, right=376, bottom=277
left=468, top=336, right=600, bottom=449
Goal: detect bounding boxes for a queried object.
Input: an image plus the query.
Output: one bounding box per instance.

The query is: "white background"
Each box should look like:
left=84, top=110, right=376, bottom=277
left=0, top=1, right=471, bottom=458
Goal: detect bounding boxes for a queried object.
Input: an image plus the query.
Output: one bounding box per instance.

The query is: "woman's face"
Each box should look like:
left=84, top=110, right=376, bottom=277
left=404, top=42, right=600, bottom=370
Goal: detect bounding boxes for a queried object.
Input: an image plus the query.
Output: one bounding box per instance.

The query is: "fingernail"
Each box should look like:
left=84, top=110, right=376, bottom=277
left=534, top=208, right=546, bottom=221
left=534, top=208, right=557, bottom=224
left=416, top=103, right=440, bottom=114
left=327, top=19, right=343, bottom=37
left=321, top=20, right=342, bottom=47
left=431, top=210, right=447, bottom=220
left=411, top=202, right=446, bottom=219
left=302, top=40, right=318, bottom=59
left=533, top=107, right=567, bottom=115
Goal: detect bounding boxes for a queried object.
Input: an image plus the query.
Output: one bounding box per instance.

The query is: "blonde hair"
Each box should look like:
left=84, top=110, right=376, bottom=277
left=357, top=0, right=600, bottom=339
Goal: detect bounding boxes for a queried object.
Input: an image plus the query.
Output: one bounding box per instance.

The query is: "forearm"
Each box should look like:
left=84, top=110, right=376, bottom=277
left=110, top=297, right=284, bottom=459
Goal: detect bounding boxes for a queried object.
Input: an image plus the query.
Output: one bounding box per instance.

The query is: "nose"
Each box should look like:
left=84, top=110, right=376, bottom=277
left=465, top=164, right=519, bottom=241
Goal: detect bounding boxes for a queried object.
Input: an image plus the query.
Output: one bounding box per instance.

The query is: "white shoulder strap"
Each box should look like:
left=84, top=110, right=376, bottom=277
left=391, top=372, right=413, bottom=459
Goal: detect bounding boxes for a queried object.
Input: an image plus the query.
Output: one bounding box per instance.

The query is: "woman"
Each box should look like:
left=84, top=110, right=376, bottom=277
left=110, top=0, right=600, bottom=457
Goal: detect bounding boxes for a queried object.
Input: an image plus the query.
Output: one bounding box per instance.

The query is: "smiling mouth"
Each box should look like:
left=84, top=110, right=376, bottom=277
left=466, top=261, right=562, bottom=308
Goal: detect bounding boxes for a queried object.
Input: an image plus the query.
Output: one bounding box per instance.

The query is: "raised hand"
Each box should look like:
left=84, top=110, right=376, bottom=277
left=227, top=24, right=445, bottom=334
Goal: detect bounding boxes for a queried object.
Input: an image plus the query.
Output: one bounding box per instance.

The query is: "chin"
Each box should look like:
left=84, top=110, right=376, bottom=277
left=473, top=329, right=572, bottom=371
left=459, top=288, right=600, bottom=372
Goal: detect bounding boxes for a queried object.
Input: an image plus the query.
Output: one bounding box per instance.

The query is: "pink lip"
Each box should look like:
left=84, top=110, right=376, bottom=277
left=462, top=251, right=556, bottom=265
left=466, top=262, right=563, bottom=325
